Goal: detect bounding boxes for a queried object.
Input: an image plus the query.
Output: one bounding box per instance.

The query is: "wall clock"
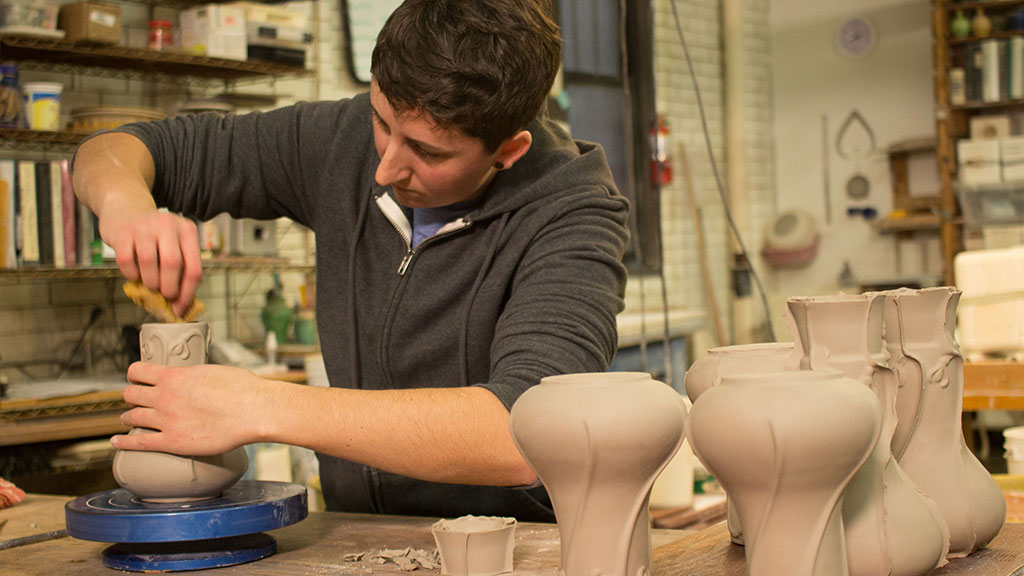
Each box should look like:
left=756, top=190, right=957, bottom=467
left=837, top=17, right=877, bottom=58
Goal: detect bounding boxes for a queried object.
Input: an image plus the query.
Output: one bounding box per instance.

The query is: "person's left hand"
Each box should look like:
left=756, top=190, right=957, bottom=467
left=112, top=362, right=275, bottom=456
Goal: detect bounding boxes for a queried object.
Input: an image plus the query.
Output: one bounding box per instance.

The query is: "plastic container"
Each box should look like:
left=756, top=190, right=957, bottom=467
left=68, top=105, right=164, bottom=134
left=956, top=182, right=1024, bottom=228
left=1005, top=426, right=1024, bottom=475
left=148, top=19, right=173, bottom=51
left=0, top=63, right=20, bottom=128
left=21, top=81, right=61, bottom=131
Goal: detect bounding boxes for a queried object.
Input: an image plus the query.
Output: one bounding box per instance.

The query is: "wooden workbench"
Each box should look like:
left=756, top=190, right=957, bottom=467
left=3, top=494, right=1024, bottom=575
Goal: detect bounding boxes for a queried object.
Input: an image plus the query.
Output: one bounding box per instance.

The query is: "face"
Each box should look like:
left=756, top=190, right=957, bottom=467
left=370, top=80, right=499, bottom=208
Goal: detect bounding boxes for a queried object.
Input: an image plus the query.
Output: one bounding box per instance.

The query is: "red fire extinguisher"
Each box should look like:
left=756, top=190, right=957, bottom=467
left=650, top=115, right=673, bottom=186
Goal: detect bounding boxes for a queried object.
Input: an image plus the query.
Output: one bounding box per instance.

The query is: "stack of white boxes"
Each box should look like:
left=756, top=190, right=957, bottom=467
left=957, top=114, right=1024, bottom=249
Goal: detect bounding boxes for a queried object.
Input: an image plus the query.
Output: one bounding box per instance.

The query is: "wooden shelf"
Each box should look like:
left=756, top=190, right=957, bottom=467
left=0, top=36, right=311, bottom=82
left=963, top=361, right=1024, bottom=411
left=0, top=257, right=314, bottom=280
left=872, top=213, right=944, bottom=233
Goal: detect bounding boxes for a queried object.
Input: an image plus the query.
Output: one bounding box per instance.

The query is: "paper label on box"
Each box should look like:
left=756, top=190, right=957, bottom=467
left=89, top=9, right=116, bottom=27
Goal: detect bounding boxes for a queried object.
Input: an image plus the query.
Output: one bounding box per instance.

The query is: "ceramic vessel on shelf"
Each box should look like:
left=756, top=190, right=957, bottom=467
left=950, top=10, right=971, bottom=39
left=688, top=370, right=880, bottom=576
left=972, top=8, right=992, bottom=38
left=682, top=341, right=795, bottom=544
left=431, top=515, right=516, bottom=576
left=112, top=322, right=249, bottom=502
left=886, top=287, right=1005, bottom=557
left=785, top=293, right=949, bottom=576
left=509, top=372, right=686, bottom=576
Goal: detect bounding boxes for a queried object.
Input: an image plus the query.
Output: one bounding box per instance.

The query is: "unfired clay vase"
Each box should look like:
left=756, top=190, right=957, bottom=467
left=683, top=342, right=796, bottom=403
left=687, top=370, right=880, bottom=576
left=785, top=294, right=949, bottom=576
left=112, top=322, right=249, bottom=502
left=431, top=516, right=516, bottom=576
left=683, top=341, right=796, bottom=545
left=888, top=287, right=1005, bottom=557
left=509, top=372, right=687, bottom=576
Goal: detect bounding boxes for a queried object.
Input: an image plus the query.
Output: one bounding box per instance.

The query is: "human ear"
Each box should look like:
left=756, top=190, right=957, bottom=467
left=494, top=130, right=532, bottom=170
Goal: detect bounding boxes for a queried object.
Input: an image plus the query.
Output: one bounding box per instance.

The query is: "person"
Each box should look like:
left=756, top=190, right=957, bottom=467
left=72, top=0, right=630, bottom=521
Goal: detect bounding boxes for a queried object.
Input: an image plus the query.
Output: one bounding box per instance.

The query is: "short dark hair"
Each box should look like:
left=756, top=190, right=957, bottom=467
left=371, top=0, right=561, bottom=152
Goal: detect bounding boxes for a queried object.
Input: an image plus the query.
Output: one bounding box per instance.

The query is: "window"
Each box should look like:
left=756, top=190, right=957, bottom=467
left=556, top=0, right=661, bottom=272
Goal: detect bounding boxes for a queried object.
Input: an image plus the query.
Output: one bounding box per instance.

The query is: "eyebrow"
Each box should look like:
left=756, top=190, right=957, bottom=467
left=370, top=104, right=454, bottom=156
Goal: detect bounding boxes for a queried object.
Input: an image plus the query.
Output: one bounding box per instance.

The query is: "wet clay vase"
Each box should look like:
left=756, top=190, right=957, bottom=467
left=785, top=294, right=949, bottom=576
left=113, top=322, right=249, bottom=502
left=874, top=288, right=924, bottom=461
left=688, top=370, right=880, bottom=576
left=889, top=287, right=1005, bottom=557
left=683, top=341, right=796, bottom=545
left=509, top=372, right=687, bottom=576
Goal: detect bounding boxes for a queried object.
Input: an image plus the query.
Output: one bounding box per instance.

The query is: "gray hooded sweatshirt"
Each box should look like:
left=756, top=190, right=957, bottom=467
left=113, top=92, right=630, bottom=521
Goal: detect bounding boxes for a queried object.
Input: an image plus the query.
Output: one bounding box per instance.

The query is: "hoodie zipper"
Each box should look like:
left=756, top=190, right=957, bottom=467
left=375, top=193, right=473, bottom=276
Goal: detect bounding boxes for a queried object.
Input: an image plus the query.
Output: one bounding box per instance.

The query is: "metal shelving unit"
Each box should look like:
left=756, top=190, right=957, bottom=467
left=0, top=258, right=314, bottom=281
left=0, top=36, right=311, bottom=82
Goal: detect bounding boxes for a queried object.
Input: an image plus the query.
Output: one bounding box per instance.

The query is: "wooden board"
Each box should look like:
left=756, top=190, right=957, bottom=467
left=0, top=495, right=683, bottom=575
left=964, top=362, right=1024, bottom=411
left=5, top=494, right=1024, bottom=575
left=650, top=521, right=1024, bottom=576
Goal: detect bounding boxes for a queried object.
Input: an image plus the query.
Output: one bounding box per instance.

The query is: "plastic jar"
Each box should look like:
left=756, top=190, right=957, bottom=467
left=22, top=81, right=62, bottom=131
left=148, top=20, right=173, bottom=51
left=0, top=63, right=20, bottom=128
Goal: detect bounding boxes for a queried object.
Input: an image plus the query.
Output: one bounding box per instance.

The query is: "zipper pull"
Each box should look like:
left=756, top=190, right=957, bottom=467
left=397, top=249, right=413, bottom=276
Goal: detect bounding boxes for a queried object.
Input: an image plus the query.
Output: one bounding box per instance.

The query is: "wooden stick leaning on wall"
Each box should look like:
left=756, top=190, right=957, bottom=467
left=678, top=141, right=727, bottom=346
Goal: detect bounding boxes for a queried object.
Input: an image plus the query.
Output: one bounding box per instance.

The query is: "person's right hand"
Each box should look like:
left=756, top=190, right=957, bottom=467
left=99, top=204, right=203, bottom=319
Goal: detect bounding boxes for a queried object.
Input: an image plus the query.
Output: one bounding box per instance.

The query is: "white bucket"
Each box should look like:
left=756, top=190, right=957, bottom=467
left=1004, top=426, right=1024, bottom=474
left=22, top=81, right=62, bottom=131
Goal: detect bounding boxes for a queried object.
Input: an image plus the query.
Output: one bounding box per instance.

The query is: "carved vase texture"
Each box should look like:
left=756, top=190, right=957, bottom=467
left=886, top=287, right=1005, bottom=557
left=509, top=372, right=687, bottom=576
left=683, top=341, right=795, bottom=545
left=113, top=322, right=249, bottom=502
left=785, top=294, right=949, bottom=576
left=687, top=370, right=880, bottom=576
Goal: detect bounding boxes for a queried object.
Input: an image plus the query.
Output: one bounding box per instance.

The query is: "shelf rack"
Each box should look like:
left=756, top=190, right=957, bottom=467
left=0, top=36, right=311, bottom=82
left=0, top=257, right=314, bottom=281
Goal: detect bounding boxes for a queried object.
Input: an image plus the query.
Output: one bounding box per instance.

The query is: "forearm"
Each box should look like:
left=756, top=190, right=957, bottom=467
left=73, top=132, right=158, bottom=219
left=259, top=381, right=537, bottom=487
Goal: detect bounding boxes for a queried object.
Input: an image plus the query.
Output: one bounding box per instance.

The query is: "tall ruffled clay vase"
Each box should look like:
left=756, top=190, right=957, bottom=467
left=112, top=322, right=249, bottom=502
left=785, top=294, right=949, bottom=576
left=509, top=372, right=686, bottom=576
left=688, top=370, right=880, bottom=576
left=683, top=341, right=796, bottom=545
left=874, top=288, right=924, bottom=461
left=890, top=287, right=1005, bottom=557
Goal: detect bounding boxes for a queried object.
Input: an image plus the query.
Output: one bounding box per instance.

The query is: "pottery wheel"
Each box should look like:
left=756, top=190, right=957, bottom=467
left=64, top=480, right=307, bottom=571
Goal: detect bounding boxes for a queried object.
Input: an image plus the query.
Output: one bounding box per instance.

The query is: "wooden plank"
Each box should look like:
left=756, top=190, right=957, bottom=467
left=0, top=413, right=128, bottom=446
left=964, top=362, right=1024, bottom=411
left=651, top=521, right=1024, bottom=576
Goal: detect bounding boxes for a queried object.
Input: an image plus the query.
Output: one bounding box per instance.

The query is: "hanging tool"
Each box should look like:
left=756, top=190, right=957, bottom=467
left=678, top=141, right=727, bottom=346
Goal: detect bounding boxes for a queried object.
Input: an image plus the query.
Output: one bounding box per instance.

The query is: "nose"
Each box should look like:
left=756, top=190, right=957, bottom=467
left=375, top=142, right=412, bottom=187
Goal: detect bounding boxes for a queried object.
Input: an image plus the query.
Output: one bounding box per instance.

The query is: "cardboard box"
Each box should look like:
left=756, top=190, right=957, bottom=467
left=57, top=1, right=120, bottom=44
left=1002, top=136, right=1024, bottom=182
left=958, top=139, right=1002, bottom=185
left=180, top=4, right=246, bottom=61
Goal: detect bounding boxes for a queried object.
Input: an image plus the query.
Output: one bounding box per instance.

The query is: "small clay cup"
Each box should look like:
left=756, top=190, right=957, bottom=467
left=431, top=516, right=516, bottom=576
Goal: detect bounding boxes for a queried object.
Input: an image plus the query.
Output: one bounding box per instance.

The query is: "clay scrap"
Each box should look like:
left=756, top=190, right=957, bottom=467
left=345, top=548, right=440, bottom=572
left=123, top=281, right=205, bottom=323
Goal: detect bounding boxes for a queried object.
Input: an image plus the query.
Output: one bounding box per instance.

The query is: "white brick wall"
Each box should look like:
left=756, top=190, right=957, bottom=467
left=625, top=0, right=776, bottom=347
left=1, top=0, right=772, bottom=380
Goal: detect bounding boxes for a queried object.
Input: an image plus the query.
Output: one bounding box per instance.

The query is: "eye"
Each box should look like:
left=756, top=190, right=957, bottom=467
left=413, top=146, right=444, bottom=161
left=371, top=111, right=390, bottom=134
